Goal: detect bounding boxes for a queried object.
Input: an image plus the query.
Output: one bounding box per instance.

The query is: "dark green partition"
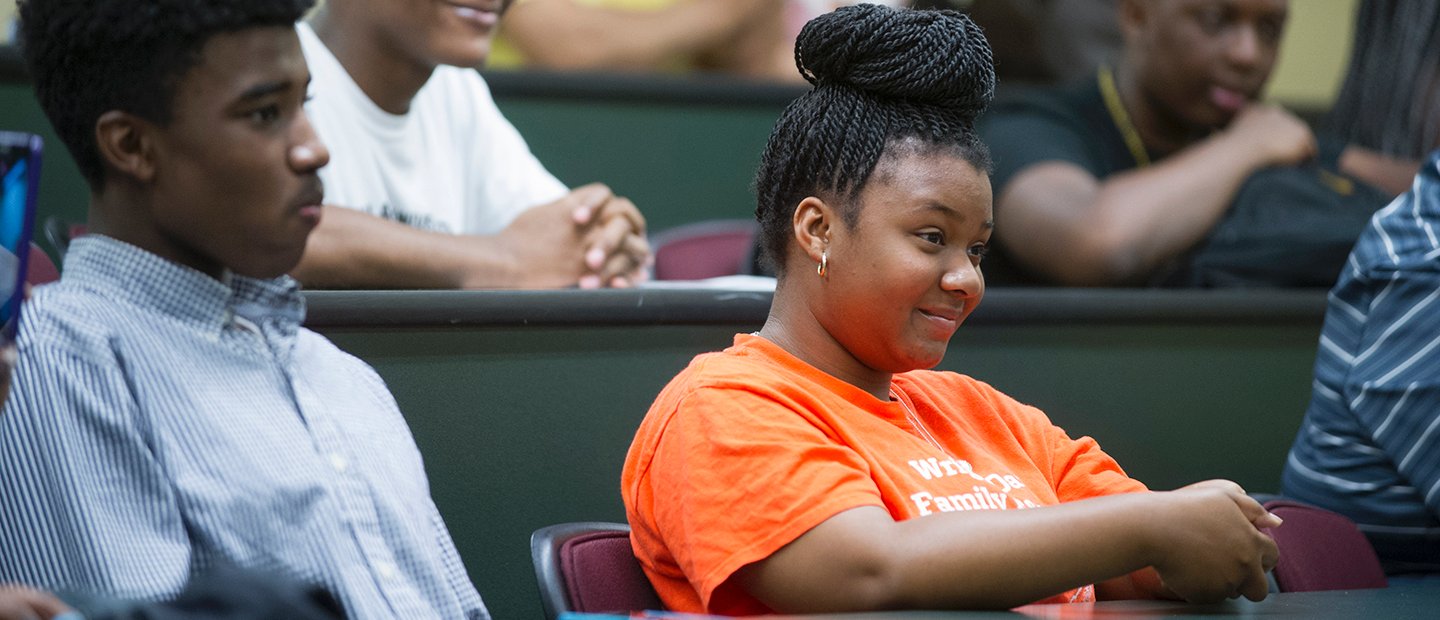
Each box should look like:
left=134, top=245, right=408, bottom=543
left=487, top=71, right=801, bottom=234
left=306, top=287, right=1325, bottom=620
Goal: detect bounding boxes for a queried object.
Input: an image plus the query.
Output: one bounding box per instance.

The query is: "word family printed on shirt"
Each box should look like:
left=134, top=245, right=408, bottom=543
left=906, top=456, right=1041, bottom=515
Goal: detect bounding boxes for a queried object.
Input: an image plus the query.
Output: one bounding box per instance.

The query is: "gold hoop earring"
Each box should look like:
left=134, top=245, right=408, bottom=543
left=817, top=250, right=829, bottom=278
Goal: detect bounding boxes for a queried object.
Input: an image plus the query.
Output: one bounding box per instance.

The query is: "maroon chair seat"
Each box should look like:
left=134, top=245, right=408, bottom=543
left=1262, top=499, right=1387, bottom=592
left=531, top=522, right=663, bottom=620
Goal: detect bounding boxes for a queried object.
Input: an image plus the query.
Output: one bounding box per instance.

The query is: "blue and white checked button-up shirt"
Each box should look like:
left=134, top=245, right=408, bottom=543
left=0, top=235, right=487, bottom=618
left=1282, top=151, right=1440, bottom=575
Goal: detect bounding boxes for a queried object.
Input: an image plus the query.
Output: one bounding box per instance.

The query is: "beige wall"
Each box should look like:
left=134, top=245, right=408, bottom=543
left=1266, top=0, right=1359, bottom=110
left=0, top=1, right=14, bottom=45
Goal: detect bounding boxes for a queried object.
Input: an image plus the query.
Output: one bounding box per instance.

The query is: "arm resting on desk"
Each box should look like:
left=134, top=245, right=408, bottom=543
left=736, top=482, right=1277, bottom=612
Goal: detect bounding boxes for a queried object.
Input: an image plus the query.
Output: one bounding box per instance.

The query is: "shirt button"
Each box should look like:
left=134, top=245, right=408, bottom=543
left=329, top=453, right=348, bottom=473
left=376, top=561, right=397, bottom=580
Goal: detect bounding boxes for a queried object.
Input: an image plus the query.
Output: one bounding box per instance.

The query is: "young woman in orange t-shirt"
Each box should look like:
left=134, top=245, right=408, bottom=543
left=623, top=4, right=1281, bottom=614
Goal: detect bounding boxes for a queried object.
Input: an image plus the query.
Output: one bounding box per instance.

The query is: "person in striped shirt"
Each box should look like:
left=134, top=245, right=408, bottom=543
left=0, top=1, right=489, bottom=617
left=1282, top=149, right=1440, bottom=578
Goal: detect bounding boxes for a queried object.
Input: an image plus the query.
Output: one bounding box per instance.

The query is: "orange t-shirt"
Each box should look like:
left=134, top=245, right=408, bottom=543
left=621, top=334, right=1148, bottom=615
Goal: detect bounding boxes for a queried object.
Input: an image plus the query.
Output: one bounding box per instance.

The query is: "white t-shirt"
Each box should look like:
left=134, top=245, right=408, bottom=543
left=297, top=22, right=568, bottom=236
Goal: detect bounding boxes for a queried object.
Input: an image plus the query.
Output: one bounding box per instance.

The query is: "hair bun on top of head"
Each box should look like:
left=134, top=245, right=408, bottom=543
left=795, top=4, right=994, bottom=121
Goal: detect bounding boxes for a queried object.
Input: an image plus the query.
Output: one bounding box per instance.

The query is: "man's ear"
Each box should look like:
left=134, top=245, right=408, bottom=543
left=1117, top=0, right=1148, bottom=42
left=94, top=110, right=157, bottom=184
left=792, top=196, right=833, bottom=265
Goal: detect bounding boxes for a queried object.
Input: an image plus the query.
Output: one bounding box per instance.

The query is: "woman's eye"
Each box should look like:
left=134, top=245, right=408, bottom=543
left=918, top=231, right=945, bottom=245
left=968, top=243, right=990, bottom=261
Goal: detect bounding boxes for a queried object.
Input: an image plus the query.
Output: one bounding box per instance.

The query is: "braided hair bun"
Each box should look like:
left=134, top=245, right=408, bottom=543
left=753, top=4, right=996, bottom=276
left=795, top=4, right=994, bottom=122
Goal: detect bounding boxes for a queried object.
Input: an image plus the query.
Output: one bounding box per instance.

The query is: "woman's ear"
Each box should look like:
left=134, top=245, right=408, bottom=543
left=94, top=110, right=157, bottom=184
left=792, top=196, right=834, bottom=264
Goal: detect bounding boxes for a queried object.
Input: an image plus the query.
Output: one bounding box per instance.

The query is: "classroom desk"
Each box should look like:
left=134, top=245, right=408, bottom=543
left=1015, top=586, right=1437, bottom=619
left=306, top=286, right=1328, bottom=620
left=761, top=585, right=1436, bottom=619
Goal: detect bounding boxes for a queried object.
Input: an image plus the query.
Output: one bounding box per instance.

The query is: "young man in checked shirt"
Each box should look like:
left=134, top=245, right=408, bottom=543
left=0, top=1, right=489, bottom=618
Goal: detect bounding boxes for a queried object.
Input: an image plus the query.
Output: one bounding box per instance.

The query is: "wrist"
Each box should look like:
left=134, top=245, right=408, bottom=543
left=446, top=233, right=520, bottom=289
left=1211, top=129, right=1271, bottom=170
left=1128, top=492, right=1171, bottom=569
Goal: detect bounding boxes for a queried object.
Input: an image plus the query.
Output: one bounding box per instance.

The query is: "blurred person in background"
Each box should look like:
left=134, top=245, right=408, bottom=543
left=1321, top=0, right=1439, bottom=195
left=294, top=0, right=650, bottom=289
left=980, top=0, right=1396, bottom=288
left=491, top=0, right=908, bottom=83
left=932, top=0, right=1122, bottom=86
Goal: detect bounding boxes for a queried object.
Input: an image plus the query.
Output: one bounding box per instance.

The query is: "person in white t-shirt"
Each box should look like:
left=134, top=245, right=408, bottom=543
left=293, top=0, right=650, bottom=289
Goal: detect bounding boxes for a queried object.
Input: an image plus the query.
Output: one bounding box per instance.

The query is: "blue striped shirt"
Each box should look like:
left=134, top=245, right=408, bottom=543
left=0, top=236, right=488, bottom=618
left=1282, top=151, right=1440, bottom=574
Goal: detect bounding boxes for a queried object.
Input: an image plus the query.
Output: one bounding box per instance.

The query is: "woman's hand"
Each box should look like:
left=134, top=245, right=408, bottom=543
left=1143, top=480, right=1280, bottom=603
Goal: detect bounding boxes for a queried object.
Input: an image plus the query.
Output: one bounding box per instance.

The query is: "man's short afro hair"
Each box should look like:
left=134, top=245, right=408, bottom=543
left=18, top=0, right=315, bottom=189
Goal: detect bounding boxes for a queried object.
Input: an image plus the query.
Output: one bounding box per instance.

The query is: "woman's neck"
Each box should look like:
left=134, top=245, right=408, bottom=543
left=309, top=9, right=434, bottom=115
left=759, top=284, right=893, bottom=401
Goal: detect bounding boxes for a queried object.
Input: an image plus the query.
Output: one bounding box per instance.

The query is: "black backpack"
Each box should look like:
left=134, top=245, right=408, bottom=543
left=1162, top=147, right=1391, bottom=289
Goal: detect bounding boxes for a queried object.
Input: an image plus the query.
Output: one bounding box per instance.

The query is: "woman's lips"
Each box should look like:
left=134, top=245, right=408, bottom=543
left=919, top=308, right=960, bottom=336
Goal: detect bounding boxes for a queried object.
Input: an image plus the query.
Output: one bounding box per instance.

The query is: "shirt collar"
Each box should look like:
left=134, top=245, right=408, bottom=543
left=61, top=235, right=307, bottom=338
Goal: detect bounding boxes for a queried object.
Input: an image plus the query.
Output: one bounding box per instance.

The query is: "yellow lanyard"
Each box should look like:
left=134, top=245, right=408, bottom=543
left=1098, top=67, right=1356, bottom=195
left=1098, top=66, right=1152, bottom=168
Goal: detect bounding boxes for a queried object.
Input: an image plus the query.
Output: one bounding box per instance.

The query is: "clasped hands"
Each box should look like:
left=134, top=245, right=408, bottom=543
left=501, top=183, right=652, bottom=289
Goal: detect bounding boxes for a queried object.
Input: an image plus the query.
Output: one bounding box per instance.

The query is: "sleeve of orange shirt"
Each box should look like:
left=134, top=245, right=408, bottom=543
left=638, top=385, right=887, bottom=611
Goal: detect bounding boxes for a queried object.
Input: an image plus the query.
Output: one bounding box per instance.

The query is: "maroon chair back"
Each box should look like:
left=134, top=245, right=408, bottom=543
left=1263, top=499, right=1387, bottom=592
left=26, top=243, right=59, bottom=285
left=650, top=219, right=758, bottom=281
left=531, top=522, right=663, bottom=620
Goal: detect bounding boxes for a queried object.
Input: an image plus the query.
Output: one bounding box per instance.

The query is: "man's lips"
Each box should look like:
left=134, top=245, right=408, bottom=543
left=1210, top=85, right=1250, bottom=113
left=293, top=182, right=325, bottom=225
left=293, top=181, right=324, bottom=211
left=448, top=2, right=500, bottom=28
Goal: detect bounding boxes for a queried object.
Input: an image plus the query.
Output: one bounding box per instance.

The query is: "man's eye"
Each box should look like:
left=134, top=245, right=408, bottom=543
left=1196, top=8, right=1225, bottom=33
left=249, top=105, right=281, bottom=124
left=1257, top=19, right=1282, bottom=45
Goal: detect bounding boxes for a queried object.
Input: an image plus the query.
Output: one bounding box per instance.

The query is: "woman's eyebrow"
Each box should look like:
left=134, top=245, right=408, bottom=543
left=916, top=202, right=994, bottom=229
